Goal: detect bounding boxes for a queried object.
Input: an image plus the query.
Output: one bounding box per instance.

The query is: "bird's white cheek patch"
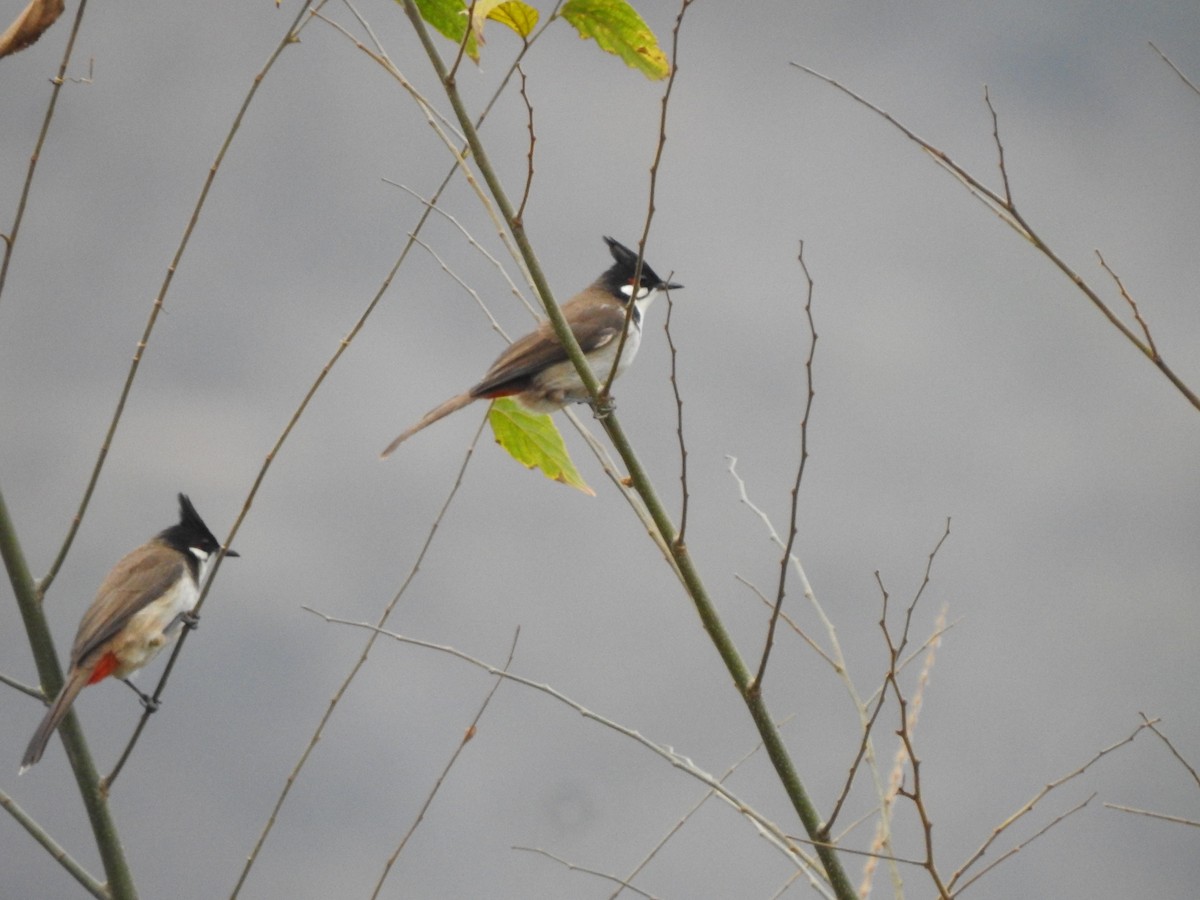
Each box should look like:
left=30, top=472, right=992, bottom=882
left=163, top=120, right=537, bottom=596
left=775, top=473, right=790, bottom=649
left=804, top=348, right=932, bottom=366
left=190, top=545, right=215, bottom=583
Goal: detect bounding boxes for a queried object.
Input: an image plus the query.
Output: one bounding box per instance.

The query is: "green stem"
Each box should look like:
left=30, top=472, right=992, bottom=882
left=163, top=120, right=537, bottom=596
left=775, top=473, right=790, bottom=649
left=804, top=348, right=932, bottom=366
left=399, top=6, right=855, bottom=897
left=0, top=787, right=109, bottom=899
left=1, top=485, right=139, bottom=898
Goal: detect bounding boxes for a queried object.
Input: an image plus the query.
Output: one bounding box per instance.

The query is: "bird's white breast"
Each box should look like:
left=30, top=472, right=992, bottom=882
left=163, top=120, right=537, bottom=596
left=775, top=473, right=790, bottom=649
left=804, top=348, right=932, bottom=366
left=113, top=572, right=201, bottom=677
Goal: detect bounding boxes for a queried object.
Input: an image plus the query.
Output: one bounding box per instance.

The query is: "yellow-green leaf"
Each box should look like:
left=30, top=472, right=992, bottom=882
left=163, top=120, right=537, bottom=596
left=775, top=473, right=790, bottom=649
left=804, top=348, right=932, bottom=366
left=410, top=0, right=480, bottom=62
left=488, top=398, right=595, bottom=496
left=484, top=0, right=539, bottom=39
left=559, top=0, right=670, bottom=80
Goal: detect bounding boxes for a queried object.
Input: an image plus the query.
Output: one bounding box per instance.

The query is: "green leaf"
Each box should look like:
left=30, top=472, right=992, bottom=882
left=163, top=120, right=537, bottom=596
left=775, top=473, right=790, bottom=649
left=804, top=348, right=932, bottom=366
left=559, top=0, right=671, bottom=80
left=488, top=398, right=595, bottom=495
left=410, top=0, right=480, bottom=62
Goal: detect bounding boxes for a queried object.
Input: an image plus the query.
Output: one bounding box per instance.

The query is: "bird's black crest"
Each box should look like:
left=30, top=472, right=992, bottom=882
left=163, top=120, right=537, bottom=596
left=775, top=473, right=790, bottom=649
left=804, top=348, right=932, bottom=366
left=599, top=236, right=667, bottom=296
left=162, top=493, right=234, bottom=557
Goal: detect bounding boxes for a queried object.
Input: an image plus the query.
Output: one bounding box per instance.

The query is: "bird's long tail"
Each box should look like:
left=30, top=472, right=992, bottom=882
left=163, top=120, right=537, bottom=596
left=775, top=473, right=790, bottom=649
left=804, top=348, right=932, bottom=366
left=21, top=670, right=91, bottom=772
left=380, top=393, right=475, bottom=458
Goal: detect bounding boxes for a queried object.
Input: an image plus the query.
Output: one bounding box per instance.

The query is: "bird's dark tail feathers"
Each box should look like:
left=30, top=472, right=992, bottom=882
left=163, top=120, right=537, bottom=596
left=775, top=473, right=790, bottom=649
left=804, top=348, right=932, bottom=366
left=21, top=671, right=90, bottom=772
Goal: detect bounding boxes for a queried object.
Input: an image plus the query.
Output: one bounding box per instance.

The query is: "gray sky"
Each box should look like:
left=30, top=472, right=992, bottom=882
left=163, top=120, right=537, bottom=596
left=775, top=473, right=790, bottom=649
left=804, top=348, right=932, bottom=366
left=2, top=1, right=1198, bottom=897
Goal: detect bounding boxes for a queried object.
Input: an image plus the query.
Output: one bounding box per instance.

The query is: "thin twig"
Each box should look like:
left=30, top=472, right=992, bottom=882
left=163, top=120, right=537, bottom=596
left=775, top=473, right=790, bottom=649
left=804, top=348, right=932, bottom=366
left=381, top=179, right=537, bottom=322
left=228, top=419, right=487, bottom=899
left=947, top=718, right=1154, bottom=891
left=791, top=63, right=1200, bottom=414
left=611, top=719, right=793, bottom=900
left=727, top=456, right=892, bottom=844
left=0, top=0, right=91, bottom=311
left=985, top=85, right=1013, bottom=204
left=39, top=1, right=318, bottom=595
left=600, top=0, right=693, bottom=401
left=1104, top=804, right=1200, bottom=828
left=860, top=603, right=946, bottom=898
left=99, top=2, right=319, bottom=791
left=408, top=232, right=514, bottom=342
left=1096, top=251, right=1157, bottom=356
left=515, top=64, right=535, bottom=223
left=663, top=293, right=690, bottom=544
left=824, top=672, right=892, bottom=838
left=446, top=0, right=478, bottom=83
left=735, top=574, right=837, bottom=669
left=304, top=608, right=824, bottom=876
left=514, top=847, right=659, bottom=899
left=871, top=525, right=954, bottom=898
left=752, top=241, right=817, bottom=692
left=1139, top=712, right=1200, bottom=789
left=371, top=629, right=522, bottom=899
left=0, top=670, right=44, bottom=700
left=954, top=794, right=1095, bottom=894
left=1149, top=42, right=1200, bottom=97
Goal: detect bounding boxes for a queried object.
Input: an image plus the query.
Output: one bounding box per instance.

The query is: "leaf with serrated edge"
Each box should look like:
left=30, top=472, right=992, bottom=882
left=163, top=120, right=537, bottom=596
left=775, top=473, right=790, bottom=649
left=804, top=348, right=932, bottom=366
left=489, top=398, right=595, bottom=496
left=560, top=0, right=670, bottom=80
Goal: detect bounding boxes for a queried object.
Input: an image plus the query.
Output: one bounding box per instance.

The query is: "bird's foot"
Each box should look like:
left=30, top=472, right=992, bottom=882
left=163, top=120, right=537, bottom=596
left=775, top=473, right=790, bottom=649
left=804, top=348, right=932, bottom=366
left=171, top=610, right=200, bottom=632
left=589, top=393, right=616, bottom=419
left=122, top=679, right=160, bottom=712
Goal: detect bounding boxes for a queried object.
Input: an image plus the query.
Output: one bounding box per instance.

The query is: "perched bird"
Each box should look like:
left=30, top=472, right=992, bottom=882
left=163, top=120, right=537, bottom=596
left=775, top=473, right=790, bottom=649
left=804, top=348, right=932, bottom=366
left=381, top=236, right=682, bottom=457
left=21, top=494, right=237, bottom=772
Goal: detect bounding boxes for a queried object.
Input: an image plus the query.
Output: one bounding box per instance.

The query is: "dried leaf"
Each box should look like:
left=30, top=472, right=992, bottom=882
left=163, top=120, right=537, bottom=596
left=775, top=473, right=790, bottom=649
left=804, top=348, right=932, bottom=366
left=0, top=0, right=65, bottom=59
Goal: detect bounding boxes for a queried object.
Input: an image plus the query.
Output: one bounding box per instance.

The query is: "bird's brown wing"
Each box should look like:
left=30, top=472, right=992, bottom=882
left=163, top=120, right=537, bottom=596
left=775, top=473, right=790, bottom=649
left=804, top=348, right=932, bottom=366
left=70, top=544, right=185, bottom=667
left=470, top=298, right=625, bottom=398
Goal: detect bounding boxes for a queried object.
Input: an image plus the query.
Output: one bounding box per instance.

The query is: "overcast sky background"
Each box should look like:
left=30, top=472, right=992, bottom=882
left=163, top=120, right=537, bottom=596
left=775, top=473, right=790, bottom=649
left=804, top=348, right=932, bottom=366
left=2, top=1, right=1198, bottom=898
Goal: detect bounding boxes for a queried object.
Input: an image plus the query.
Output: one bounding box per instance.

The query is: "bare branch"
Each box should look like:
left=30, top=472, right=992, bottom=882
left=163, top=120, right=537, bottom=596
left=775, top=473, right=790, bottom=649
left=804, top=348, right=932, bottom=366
left=752, top=242, right=817, bottom=692
left=791, top=63, right=1200, bottom=413
left=515, top=64, right=536, bottom=223
left=228, top=421, right=487, bottom=899
left=305, top=608, right=826, bottom=877
left=663, top=293, right=691, bottom=544
left=0, top=670, right=43, bottom=700
left=1140, top=712, right=1200, bottom=790
left=601, top=0, right=694, bottom=401
left=1149, top=42, right=1200, bottom=98
left=1104, top=804, right=1200, bottom=828
left=610, top=737, right=765, bottom=899
left=734, top=573, right=837, bottom=670
left=0, top=0, right=91, bottom=311
left=408, top=232, right=514, bottom=342
left=955, top=795, right=1095, bottom=894
left=514, top=846, right=660, bottom=899
left=1096, top=251, right=1157, bottom=357
left=948, top=718, right=1154, bottom=891
left=984, top=85, right=1013, bottom=204
left=40, top=1, right=320, bottom=596
left=371, top=629, right=522, bottom=899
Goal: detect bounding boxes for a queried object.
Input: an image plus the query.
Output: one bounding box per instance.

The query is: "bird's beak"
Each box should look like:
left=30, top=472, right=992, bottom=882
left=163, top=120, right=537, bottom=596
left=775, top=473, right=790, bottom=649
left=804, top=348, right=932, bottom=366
left=223, top=548, right=241, bottom=558
left=663, top=281, right=684, bottom=291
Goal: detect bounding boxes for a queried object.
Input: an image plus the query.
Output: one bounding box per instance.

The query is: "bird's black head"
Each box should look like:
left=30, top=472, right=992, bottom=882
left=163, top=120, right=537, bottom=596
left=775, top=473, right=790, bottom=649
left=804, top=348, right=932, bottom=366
left=162, top=493, right=238, bottom=560
left=598, top=236, right=683, bottom=301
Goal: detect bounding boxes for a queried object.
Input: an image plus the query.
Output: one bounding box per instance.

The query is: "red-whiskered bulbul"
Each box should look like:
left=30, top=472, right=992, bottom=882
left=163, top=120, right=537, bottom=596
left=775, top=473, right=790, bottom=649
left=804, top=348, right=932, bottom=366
left=20, top=494, right=237, bottom=772
left=380, top=236, right=682, bottom=457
